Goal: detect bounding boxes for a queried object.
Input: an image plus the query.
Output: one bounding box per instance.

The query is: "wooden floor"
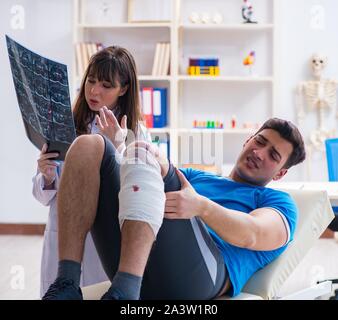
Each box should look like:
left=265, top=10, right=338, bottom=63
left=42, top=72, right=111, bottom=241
left=0, top=235, right=338, bottom=300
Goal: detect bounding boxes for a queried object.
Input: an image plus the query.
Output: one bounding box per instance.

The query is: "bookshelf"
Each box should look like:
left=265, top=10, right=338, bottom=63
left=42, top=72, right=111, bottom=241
left=72, top=0, right=277, bottom=173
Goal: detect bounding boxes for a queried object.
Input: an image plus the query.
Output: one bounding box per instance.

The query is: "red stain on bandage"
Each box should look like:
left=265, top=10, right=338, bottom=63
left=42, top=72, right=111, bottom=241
left=132, top=185, right=140, bottom=192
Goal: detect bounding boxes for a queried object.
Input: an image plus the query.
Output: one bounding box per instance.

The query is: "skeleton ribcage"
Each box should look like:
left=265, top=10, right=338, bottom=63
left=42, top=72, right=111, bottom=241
left=304, top=80, right=337, bottom=110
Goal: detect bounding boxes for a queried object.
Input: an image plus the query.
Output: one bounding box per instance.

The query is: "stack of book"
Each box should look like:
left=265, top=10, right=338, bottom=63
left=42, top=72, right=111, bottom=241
left=187, top=58, right=220, bottom=76
left=75, top=42, right=104, bottom=77
left=151, top=42, right=170, bottom=76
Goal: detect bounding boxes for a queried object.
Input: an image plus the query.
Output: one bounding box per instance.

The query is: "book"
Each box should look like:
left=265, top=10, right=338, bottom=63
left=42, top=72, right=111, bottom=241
left=75, top=43, right=84, bottom=77
left=75, top=42, right=105, bottom=78
left=153, top=87, right=167, bottom=128
left=157, top=43, right=166, bottom=76
left=151, top=43, right=161, bottom=76
left=81, top=42, right=90, bottom=74
left=141, top=87, right=153, bottom=128
left=151, top=42, right=170, bottom=76
left=161, top=42, right=170, bottom=76
left=6, top=35, right=76, bottom=161
left=155, top=42, right=165, bottom=76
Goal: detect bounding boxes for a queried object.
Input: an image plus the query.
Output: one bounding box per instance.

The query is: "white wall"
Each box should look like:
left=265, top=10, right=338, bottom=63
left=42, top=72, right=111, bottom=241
left=0, top=0, right=337, bottom=223
left=0, top=0, right=73, bottom=223
left=276, top=0, right=338, bottom=181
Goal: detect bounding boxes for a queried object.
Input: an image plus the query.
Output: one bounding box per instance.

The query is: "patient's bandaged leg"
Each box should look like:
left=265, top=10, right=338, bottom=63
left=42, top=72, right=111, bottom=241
left=118, top=143, right=165, bottom=237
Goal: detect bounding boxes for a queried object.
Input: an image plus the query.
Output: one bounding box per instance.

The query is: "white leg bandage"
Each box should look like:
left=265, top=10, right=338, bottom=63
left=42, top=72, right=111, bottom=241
left=118, top=143, right=165, bottom=237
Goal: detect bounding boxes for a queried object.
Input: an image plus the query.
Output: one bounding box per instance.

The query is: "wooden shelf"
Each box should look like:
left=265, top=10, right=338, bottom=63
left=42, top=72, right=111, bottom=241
left=178, top=76, right=273, bottom=82
left=149, top=128, right=255, bottom=135
left=148, top=128, right=171, bottom=134
left=138, top=75, right=171, bottom=81
left=75, top=75, right=171, bottom=83
left=179, top=24, right=274, bottom=31
left=176, top=128, right=255, bottom=134
left=77, top=23, right=171, bottom=29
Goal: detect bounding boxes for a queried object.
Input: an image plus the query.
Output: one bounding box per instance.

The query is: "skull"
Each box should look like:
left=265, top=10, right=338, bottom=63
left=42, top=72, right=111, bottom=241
left=310, top=53, right=327, bottom=78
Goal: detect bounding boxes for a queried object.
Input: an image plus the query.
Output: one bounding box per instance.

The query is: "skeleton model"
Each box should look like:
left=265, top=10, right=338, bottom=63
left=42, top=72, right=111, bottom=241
left=297, top=53, right=338, bottom=150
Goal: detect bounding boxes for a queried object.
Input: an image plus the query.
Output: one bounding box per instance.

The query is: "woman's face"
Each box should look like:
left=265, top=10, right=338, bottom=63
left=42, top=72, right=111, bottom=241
left=84, top=74, right=127, bottom=112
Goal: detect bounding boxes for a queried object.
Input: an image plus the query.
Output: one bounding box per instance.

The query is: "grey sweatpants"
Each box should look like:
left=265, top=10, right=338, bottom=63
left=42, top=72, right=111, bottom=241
left=90, top=135, right=227, bottom=299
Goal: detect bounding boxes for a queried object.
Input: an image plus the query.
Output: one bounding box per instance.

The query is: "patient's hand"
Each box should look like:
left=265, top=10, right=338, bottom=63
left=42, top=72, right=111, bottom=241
left=164, top=168, right=205, bottom=219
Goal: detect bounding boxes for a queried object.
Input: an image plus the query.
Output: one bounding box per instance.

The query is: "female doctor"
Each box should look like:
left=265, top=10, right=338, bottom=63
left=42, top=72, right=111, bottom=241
left=32, top=46, right=151, bottom=297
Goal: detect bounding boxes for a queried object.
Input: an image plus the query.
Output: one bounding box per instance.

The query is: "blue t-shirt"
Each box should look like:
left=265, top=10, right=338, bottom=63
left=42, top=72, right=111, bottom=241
left=180, top=168, right=298, bottom=297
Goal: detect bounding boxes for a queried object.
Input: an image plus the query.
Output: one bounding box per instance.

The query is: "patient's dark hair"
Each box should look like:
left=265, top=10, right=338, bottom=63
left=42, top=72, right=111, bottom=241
left=254, top=118, right=306, bottom=169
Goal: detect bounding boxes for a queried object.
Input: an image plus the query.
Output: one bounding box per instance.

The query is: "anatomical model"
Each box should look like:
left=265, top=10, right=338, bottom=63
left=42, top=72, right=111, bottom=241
left=297, top=53, right=338, bottom=150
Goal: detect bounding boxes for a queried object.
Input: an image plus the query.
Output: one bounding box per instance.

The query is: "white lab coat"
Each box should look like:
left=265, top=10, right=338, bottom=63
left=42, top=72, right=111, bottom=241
left=32, top=120, right=151, bottom=297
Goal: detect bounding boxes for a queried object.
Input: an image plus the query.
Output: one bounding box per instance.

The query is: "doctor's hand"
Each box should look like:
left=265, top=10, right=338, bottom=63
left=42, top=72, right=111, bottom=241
left=164, top=168, right=206, bottom=219
left=96, top=106, right=127, bottom=150
left=37, top=144, right=59, bottom=186
left=128, top=140, right=170, bottom=178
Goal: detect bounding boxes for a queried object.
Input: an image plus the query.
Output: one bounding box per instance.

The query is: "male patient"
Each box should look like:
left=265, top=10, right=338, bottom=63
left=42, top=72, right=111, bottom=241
left=42, top=117, right=306, bottom=300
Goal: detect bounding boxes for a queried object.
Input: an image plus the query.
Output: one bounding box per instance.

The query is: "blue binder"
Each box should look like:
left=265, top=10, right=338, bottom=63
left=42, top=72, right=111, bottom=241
left=153, top=87, right=167, bottom=128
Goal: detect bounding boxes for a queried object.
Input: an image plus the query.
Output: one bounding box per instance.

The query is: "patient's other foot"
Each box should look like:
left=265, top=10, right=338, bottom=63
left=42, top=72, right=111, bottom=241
left=100, top=286, right=125, bottom=300
left=100, top=271, right=142, bottom=300
left=42, top=277, right=83, bottom=300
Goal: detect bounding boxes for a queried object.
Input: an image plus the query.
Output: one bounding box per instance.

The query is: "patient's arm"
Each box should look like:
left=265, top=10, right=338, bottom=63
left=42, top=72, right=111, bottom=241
left=165, top=170, right=288, bottom=251
left=200, top=202, right=288, bottom=251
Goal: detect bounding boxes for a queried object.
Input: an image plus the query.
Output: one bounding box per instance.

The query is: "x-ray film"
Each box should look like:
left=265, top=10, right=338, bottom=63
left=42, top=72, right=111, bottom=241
left=6, top=35, right=76, bottom=160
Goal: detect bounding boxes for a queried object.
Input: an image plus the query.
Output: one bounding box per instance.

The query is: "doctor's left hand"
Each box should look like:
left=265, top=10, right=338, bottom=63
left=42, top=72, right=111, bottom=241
left=96, top=106, right=127, bottom=150
left=164, top=168, right=205, bottom=219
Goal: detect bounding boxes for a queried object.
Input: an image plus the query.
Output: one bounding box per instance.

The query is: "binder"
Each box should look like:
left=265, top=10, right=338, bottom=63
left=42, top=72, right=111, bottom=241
left=141, top=87, right=153, bottom=128
left=153, top=87, right=167, bottom=128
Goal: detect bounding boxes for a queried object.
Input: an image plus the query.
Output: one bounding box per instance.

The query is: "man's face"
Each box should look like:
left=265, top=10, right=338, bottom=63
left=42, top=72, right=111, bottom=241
left=233, top=129, right=294, bottom=186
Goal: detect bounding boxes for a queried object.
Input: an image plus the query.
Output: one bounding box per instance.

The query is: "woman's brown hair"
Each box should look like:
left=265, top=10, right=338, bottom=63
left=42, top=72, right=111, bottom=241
left=73, top=46, right=143, bottom=136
